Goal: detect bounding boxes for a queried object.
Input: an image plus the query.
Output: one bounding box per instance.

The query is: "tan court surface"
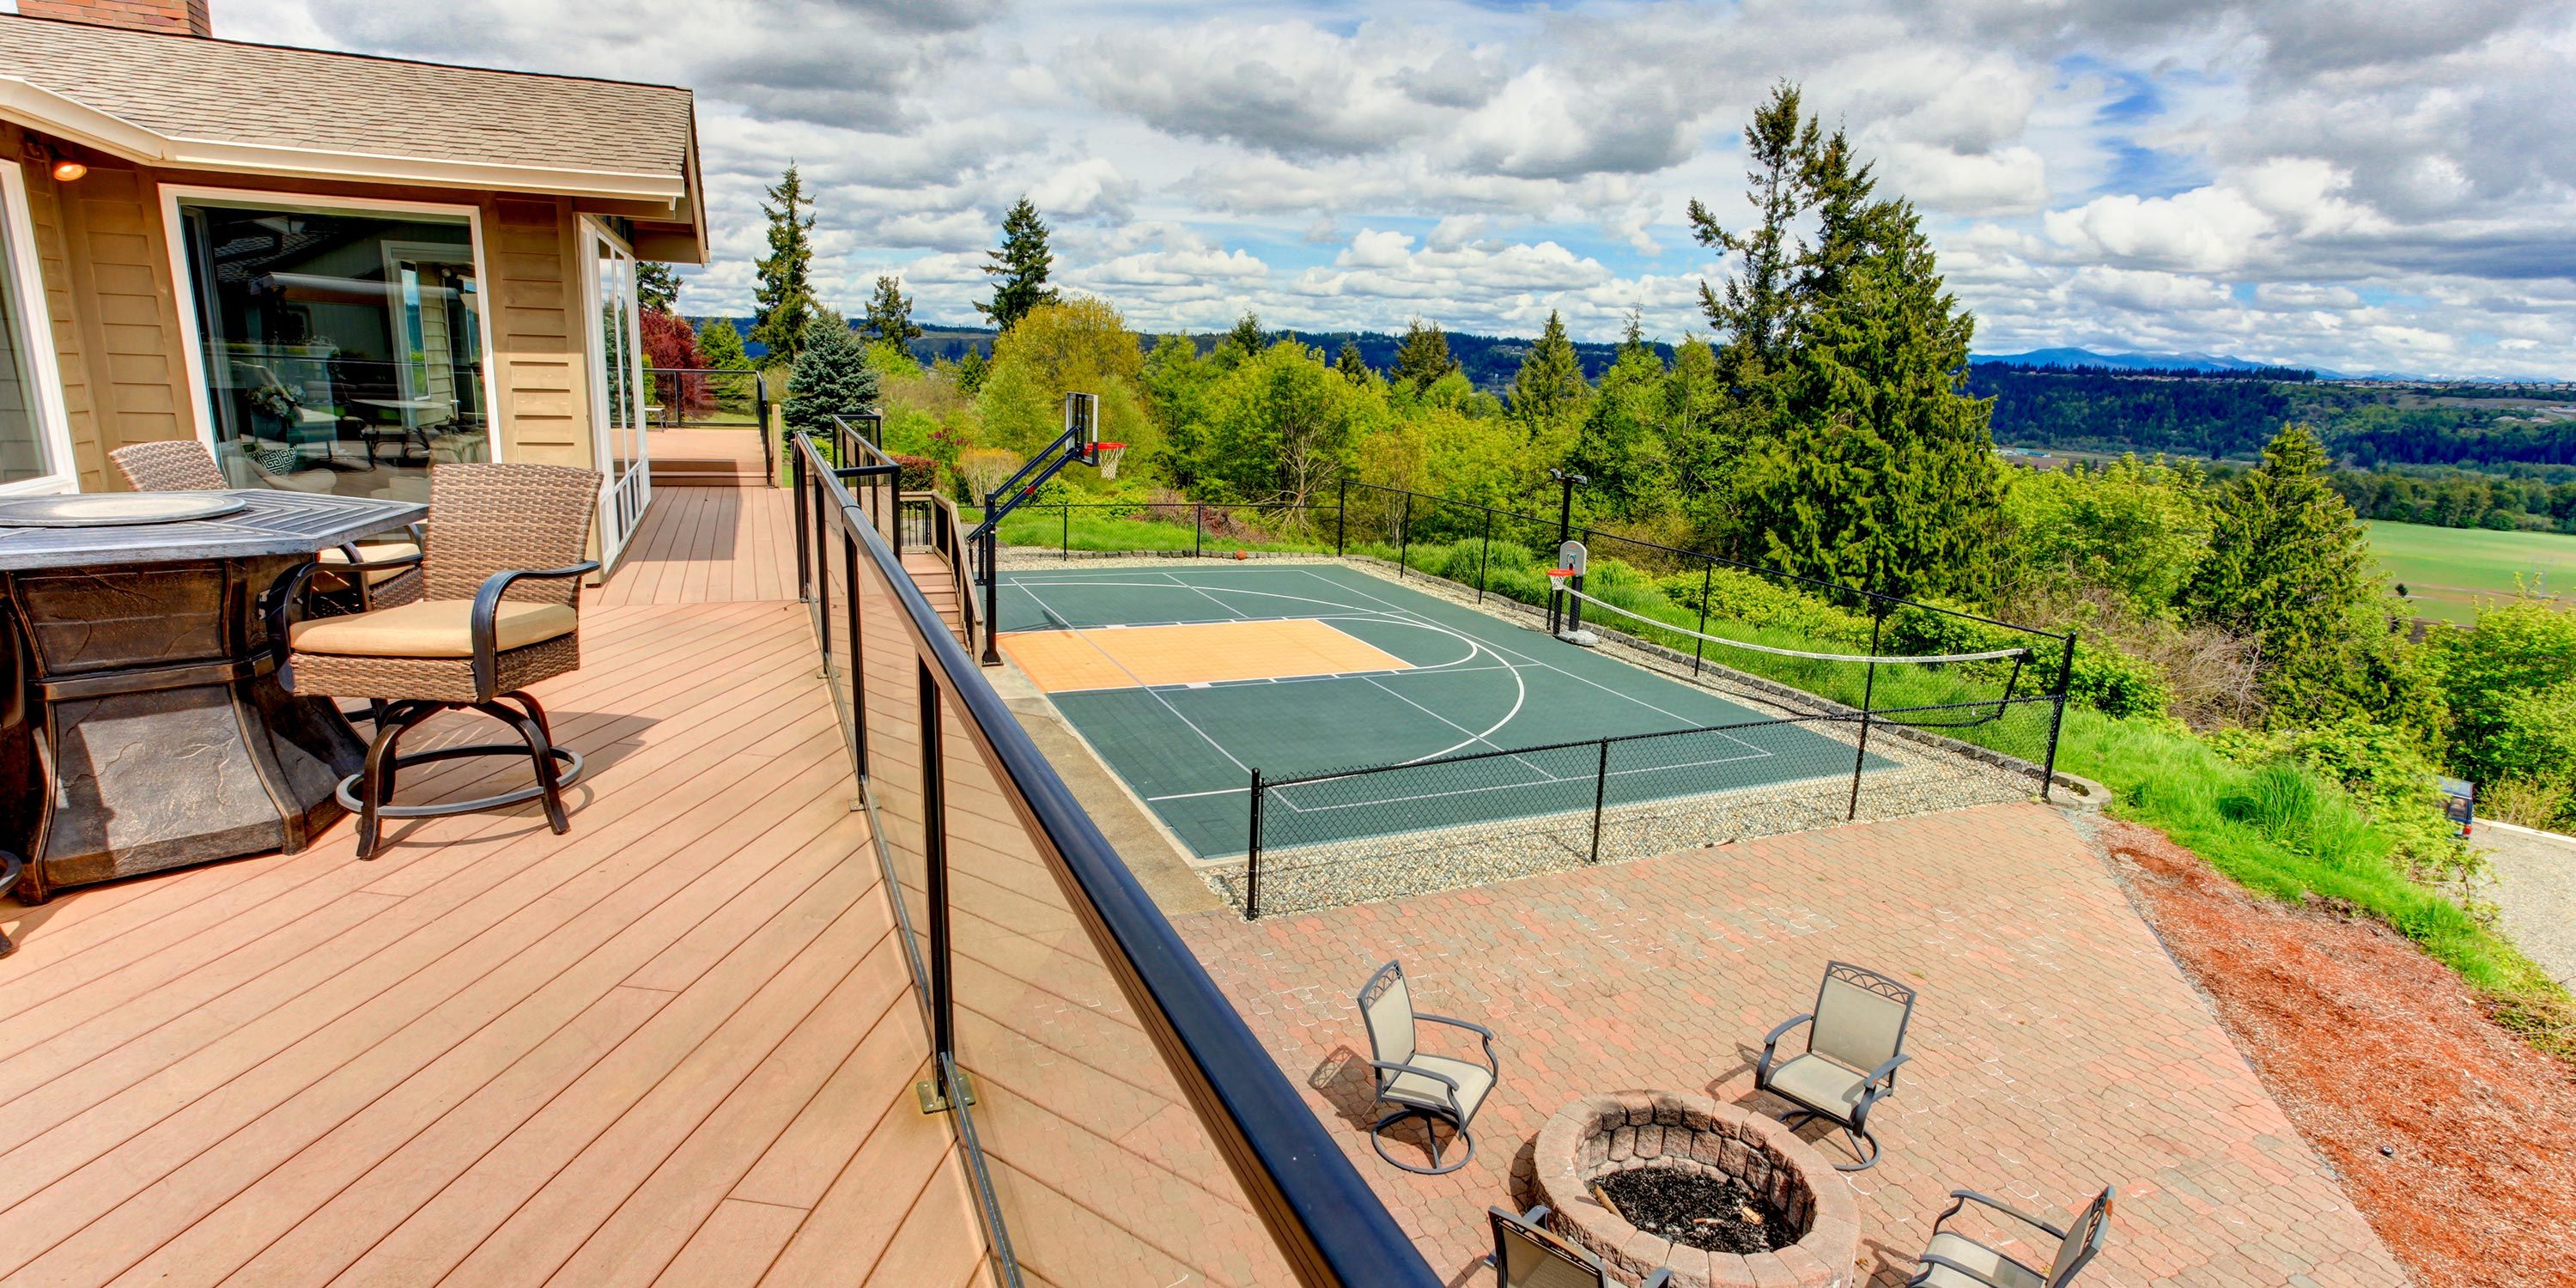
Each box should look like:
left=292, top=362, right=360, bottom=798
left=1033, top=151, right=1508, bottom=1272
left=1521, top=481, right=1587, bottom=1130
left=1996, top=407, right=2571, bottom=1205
left=1177, top=804, right=2409, bottom=1288
left=0, top=493, right=995, bottom=1286
left=998, top=617, right=1413, bottom=692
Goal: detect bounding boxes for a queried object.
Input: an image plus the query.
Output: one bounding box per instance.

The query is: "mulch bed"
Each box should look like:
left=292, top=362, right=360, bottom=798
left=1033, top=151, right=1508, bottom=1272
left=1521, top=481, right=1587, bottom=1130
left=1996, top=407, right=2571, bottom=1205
left=2100, top=820, right=2576, bottom=1288
left=1594, top=1165, right=1791, bottom=1255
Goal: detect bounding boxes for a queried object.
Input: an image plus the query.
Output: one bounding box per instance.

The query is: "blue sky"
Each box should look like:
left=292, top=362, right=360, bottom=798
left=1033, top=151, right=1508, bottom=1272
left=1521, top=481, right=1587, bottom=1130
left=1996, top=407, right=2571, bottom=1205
left=225, top=0, right=2576, bottom=377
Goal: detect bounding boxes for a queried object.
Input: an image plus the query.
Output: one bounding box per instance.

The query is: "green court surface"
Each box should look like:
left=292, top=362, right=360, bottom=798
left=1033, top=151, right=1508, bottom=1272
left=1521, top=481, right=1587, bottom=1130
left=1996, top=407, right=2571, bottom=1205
left=999, top=563, right=1886, bottom=858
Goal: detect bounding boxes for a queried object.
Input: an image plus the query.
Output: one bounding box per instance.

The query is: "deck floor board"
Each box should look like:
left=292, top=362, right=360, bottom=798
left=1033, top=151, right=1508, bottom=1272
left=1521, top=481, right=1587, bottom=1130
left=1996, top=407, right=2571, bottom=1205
left=0, top=491, right=978, bottom=1286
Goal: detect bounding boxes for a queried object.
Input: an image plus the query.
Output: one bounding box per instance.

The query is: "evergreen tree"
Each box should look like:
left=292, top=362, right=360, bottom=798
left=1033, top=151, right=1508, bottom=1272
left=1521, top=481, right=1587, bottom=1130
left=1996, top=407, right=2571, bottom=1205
left=976, top=197, right=1059, bottom=332
left=1335, top=339, right=1373, bottom=385
left=953, top=347, right=989, bottom=395
left=752, top=164, right=822, bottom=368
left=782, top=315, right=878, bottom=434
left=2185, top=423, right=2390, bottom=712
left=1689, top=82, right=1872, bottom=391
left=1615, top=312, right=1658, bottom=365
left=861, top=275, right=923, bottom=343
left=1734, top=199, right=1999, bottom=602
left=1509, top=310, right=1588, bottom=428
left=637, top=262, right=683, bottom=313
left=1567, top=339, right=1671, bottom=517
left=1390, top=318, right=1459, bottom=392
left=695, top=317, right=751, bottom=370
left=1227, top=311, right=1267, bottom=355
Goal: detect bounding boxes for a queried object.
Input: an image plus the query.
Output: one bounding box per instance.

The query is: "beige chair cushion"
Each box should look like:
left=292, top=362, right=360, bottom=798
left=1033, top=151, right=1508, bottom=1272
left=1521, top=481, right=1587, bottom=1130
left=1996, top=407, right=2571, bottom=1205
left=317, top=540, right=422, bottom=585
left=1767, top=1053, right=1869, bottom=1121
left=290, top=598, right=575, bottom=659
left=1918, top=1232, right=2045, bottom=1288
left=1381, top=1053, right=1493, bottom=1120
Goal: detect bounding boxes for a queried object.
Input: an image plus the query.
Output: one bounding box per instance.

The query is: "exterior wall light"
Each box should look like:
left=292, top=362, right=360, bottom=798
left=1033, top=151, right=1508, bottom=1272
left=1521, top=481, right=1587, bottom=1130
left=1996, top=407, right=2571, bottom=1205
left=50, top=158, right=88, bottom=183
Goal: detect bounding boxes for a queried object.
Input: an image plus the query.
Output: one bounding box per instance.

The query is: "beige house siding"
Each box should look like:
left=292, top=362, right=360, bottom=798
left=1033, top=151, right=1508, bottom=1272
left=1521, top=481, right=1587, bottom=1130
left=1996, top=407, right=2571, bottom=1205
left=15, top=164, right=605, bottom=497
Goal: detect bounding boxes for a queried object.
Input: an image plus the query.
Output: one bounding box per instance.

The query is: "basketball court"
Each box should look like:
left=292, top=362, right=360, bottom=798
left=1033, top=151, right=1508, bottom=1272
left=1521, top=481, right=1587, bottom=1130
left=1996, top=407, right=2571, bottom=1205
left=996, top=562, right=1887, bottom=858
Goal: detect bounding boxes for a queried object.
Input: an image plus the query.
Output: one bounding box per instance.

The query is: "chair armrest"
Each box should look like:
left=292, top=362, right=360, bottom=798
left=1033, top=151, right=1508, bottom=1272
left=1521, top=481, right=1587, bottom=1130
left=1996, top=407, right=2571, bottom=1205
left=1908, top=1252, right=2015, bottom=1288
left=1862, top=1053, right=1910, bottom=1091
left=1757, top=1013, right=1814, bottom=1083
left=1366, top=1058, right=1461, bottom=1112
left=1416, top=1012, right=1499, bottom=1072
left=1943, top=1189, right=2067, bottom=1240
left=262, top=558, right=330, bottom=653
left=326, top=544, right=425, bottom=576
left=469, top=562, right=599, bottom=700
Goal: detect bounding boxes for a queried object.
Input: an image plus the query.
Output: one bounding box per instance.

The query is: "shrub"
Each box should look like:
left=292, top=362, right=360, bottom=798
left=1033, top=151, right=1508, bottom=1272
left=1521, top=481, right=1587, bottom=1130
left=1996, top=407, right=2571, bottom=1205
left=889, top=453, right=937, bottom=492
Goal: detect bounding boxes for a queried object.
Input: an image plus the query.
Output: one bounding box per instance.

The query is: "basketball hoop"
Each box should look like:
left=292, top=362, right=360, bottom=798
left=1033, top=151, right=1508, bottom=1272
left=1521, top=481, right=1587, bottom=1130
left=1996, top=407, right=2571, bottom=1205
left=1093, top=441, right=1128, bottom=480
left=1546, top=568, right=1577, bottom=594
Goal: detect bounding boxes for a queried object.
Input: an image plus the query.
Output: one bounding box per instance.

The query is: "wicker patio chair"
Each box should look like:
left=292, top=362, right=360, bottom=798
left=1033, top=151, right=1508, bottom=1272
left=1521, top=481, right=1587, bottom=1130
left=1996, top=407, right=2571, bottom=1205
left=1907, top=1186, right=2114, bottom=1288
left=279, top=463, right=600, bottom=860
left=1485, top=1206, right=1668, bottom=1288
left=110, top=440, right=423, bottom=612
left=1754, top=960, right=1918, bottom=1171
left=1356, top=959, right=1499, bottom=1176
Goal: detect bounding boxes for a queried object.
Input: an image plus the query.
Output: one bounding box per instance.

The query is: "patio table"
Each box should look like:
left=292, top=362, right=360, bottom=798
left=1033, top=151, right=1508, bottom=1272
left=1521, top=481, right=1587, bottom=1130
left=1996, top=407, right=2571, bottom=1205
left=0, top=489, right=427, bottom=902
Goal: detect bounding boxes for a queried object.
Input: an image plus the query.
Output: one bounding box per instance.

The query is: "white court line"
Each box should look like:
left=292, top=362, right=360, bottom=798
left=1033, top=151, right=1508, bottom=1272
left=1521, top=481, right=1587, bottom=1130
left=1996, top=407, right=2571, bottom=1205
left=1007, top=581, right=1255, bottom=776
left=1267, top=745, right=1782, bottom=815
left=1159, top=568, right=1251, bottom=621
left=1362, top=673, right=1546, bottom=777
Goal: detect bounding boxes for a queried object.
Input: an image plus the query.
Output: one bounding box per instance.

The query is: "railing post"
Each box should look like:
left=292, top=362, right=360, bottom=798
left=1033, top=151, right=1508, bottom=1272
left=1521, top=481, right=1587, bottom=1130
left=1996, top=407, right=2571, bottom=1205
left=1335, top=477, right=1347, bottom=556
left=980, top=529, right=1003, bottom=666
left=815, top=499, right=833, bottom=681
left=1396, top=492, right=1412, bottom=578
left=845, top=530, right=866, bottom=787
left=1244, top=769, right=1264, bottom=921
left=919, top=660, right=955, bottom=1066
left=792, top=440, right=811, bottom=601
left=1693, top=562, right=1713, bottom=674
left=2041, top=631, right=2076, bottom=802
left=1476, top=509, right=1493, bottom=603
left=1589, top=738, right=1610, bottom=864
left=1848, top=615, right=1883, bottom=821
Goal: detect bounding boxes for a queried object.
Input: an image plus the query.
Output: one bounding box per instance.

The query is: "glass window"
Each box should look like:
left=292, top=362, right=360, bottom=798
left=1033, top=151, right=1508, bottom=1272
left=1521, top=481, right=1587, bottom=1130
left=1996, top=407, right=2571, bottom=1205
left=0, top=173, right=66, bottom=490
left=174, top=198, right=490, bottom=502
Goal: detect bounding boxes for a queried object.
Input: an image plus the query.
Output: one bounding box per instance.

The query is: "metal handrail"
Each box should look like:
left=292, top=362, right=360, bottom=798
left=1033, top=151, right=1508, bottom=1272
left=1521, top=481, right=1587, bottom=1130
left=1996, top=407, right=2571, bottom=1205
left=642, top=364, right=773, bottom=485
left=911, top=489, right=980, bottom=653
left=789, top=428, right=1434, bottom=1286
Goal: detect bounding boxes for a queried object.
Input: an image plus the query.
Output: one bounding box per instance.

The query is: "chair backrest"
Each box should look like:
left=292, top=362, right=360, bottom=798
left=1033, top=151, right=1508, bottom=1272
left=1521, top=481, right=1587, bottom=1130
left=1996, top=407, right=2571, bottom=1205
left=2045, top=1187, right=2115, bottom=1286
left=1356, top=960, right=1417, bottom=1069
left=420, top=464, right=603, bottom=605
left=1488, top=1207, right=1608, bottom=1288
left=1809, top=961, right=1916, bottom=1073
left=111, top=440, right=226, bottom=491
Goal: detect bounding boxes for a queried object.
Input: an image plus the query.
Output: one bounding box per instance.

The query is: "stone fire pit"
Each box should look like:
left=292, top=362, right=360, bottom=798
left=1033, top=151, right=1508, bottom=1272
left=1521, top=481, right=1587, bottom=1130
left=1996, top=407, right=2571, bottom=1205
left=1532, top=1091, right=1858, bottom=1288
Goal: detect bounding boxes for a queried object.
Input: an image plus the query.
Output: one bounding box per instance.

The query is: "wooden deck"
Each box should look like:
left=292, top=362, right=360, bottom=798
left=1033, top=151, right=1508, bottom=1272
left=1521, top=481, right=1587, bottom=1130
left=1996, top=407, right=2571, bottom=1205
left=0, top=493, right=987, bottom=1286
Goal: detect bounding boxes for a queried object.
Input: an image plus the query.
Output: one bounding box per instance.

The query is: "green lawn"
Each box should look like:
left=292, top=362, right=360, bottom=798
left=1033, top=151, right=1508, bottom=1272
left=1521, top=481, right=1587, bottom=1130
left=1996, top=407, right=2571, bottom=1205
left=2367, top=519, right=2576, bottom=623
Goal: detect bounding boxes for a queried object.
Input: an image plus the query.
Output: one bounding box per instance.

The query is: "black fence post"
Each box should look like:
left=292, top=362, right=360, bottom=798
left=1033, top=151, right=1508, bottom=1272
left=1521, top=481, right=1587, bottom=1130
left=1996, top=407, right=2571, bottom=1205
left=1396, top=492, right=1413, bottom=577
left=1244, top=769, right=1264, bottom=920
left=980, top=526, right=1003, bottom=666
left=1335, top=477, right=1348, bottom=556
left=1476, top=509, right=1494, bottom=603
left=1589, top=738, right=1610, bottom=863
left=1847, top=615, right=1883, bottom=821
left=1061, top=501, right=1070, bottom=561
left=2041, top=631, right=2076, bottom=801
left=1194, top=504, right=1205, bottom=558
left=1692, top=562, right=1713, bottom=674
left=919, top=660, right=955, bottom=1066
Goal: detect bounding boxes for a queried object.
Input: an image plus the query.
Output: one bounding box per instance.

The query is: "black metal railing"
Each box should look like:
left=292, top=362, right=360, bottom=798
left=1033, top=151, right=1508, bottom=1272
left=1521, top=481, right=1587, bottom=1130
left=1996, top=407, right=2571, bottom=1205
left=1234, top=694, right=2061, bottom=919
left=789, top=427, right=1436, bottom=1286
left=642, top=366, right=773, bottom=484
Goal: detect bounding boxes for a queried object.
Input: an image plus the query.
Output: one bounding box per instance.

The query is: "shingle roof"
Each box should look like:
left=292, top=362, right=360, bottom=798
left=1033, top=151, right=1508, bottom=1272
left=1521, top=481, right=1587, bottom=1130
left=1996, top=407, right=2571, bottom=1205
left=0, top=14, right=692, bottom=191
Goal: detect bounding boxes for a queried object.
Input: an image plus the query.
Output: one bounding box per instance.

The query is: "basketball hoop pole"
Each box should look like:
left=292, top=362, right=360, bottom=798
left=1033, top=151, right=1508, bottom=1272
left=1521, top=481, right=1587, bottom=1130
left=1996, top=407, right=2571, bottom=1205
left=1548, top=469, right=1585, bottom=633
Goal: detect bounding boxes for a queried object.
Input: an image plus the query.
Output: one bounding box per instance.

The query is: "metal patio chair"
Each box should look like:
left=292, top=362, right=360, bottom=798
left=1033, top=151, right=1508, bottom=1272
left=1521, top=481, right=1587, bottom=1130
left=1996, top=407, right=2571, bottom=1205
left=1907, top=1186, right=2114, bottom=1288
left=111, top=440, right=424, bottom=613
left=281, top=463, right=599, bottom=860
left=1356, top=959, right=1498, bottom=1176
left=1754, top=960, right=1917, bottom=1171
left=1485, top=1205, right=1669, bottom=1288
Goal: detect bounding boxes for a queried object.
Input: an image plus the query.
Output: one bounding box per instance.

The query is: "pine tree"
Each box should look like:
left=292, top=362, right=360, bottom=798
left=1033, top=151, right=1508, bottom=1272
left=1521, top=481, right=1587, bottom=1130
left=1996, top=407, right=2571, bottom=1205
left=636, top=263, right=683, bottom=313
left=695, top=317, right=751, bottom=370
left=976, top=197, right=1058, bottom=332
left=1227, top=311, right=1267, bottom=355
left=1390, top=318, right=1459, bottom=392
left=1615, top=312, right=1658, bottom=365
left=1335, top=339, right=1372, bottom=384
left=861, top=275, right=923, bottom=343
left=752, top=164, right=821, bottom=368
left=953, top=347, right=989, bottom=395
left=1568, top=339, right=1671, bottom=517
left=1734, top=199, right=1998, bottom=602
left=1509, top=310, right=1588, bottom=428
left=1689, top=82, right=1872, bottom=391
left=2185, top=422, right=2387, bottom=712
left=783, top=316, right=878, bottom=435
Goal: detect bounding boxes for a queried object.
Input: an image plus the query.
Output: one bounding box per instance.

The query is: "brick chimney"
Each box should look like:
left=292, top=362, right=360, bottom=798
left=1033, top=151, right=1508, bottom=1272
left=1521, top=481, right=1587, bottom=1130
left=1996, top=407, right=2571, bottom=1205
left=15, top=0, right=212, bottom=37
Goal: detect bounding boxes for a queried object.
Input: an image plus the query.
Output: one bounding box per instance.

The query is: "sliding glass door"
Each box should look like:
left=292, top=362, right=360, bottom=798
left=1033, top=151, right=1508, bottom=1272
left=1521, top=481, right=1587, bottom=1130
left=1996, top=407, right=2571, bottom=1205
left=586, top=224, right=649, bottom=560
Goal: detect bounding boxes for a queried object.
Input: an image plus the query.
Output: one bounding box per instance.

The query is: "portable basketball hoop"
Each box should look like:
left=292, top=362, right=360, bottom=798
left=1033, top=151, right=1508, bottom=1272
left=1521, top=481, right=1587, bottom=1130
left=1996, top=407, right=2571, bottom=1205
left=1093, top=440, right=1128, bottom=480
left=1546, top=566, right=1577, bottom=594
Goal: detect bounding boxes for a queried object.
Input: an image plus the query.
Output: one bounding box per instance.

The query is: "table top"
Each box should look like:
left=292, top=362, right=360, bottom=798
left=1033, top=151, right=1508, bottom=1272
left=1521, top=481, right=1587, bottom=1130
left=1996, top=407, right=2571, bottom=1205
left=0, top=489, right=425, bottom=571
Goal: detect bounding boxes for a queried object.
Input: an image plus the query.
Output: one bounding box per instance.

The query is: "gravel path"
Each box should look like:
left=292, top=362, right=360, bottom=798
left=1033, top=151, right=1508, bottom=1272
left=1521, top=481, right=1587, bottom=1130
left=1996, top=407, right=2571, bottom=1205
left=2477, top=822, right=2576, bottom=987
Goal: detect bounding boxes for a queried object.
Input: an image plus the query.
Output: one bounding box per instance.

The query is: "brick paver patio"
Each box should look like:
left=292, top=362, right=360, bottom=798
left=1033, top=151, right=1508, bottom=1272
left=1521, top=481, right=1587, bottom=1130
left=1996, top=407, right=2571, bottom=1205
left=1176, top=804, right=2409, bottom=1288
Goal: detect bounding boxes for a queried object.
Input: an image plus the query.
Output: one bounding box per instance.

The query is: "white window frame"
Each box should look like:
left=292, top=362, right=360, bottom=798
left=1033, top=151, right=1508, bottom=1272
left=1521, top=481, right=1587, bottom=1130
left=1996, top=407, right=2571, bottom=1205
left=157, top=184, right=502, bottom=465
left=0, top=162, right=80, bottom=496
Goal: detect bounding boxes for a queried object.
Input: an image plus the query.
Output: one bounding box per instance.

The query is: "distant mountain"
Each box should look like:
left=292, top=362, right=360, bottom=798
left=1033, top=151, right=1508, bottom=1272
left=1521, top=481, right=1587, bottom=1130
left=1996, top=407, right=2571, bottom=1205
left=1973, top=347, right=2345, bottom=379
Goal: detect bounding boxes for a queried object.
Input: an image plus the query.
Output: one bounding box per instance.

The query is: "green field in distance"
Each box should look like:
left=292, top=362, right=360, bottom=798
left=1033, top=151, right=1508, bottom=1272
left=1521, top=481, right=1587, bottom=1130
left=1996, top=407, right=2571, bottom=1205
left=2368, top=520, right=2576, bottom=623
